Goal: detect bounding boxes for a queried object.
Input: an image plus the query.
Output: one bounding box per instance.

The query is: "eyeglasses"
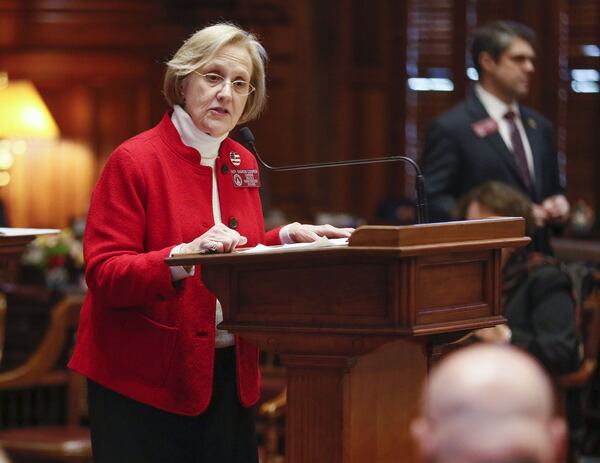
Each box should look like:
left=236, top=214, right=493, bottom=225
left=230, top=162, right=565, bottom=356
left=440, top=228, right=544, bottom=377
left=193, top=71, right=255, bottom=96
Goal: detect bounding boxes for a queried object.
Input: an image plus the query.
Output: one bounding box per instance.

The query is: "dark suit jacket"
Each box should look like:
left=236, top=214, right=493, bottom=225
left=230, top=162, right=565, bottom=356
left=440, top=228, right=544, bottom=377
left=421, top=92, right=564, bottom=222
left=505, top=262, right=580, bottom=375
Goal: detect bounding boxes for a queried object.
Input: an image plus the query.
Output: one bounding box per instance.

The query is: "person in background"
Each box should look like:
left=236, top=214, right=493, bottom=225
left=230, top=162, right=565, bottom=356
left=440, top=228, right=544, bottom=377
left=457, top=180, right=583, bottom=456
left=411, top=344, right=567, bottom=463
left=68, top=22, right=352, bottom=463
left=374, top=196, right=417, bottom=225
left=421, top=20, right=569, bottom=254
left=457, top=181, right=580, bottom=375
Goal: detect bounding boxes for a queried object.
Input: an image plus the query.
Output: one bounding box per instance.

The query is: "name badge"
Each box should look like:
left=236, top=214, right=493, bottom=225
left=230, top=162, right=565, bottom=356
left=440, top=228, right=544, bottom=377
left=471, top=117, right=499, bottom=138
left=231, top=168, right=260, bottom=188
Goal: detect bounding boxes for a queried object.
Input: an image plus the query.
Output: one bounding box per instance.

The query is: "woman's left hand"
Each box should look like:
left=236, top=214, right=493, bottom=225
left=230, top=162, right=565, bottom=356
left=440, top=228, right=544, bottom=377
left=286, top=223, right=354, bottom=243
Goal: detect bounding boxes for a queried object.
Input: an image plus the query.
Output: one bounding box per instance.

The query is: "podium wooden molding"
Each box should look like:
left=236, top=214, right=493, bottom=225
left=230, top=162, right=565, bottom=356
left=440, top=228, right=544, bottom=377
left=166, top=218, right=529, bottom=463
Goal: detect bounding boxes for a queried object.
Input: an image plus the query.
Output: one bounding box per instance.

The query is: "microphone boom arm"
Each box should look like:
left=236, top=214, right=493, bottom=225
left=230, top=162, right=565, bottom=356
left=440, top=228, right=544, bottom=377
left=239, top=127, right=428, bottom=224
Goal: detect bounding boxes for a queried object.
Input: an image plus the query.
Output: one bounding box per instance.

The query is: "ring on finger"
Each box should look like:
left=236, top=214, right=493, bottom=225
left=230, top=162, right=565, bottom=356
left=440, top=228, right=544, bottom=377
left=205, top=240, right=219, bottom=254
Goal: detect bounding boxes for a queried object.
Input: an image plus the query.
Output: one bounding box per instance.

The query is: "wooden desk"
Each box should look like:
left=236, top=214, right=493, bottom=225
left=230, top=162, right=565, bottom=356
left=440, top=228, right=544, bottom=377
left=0, top=229, right=59, bottom=283
left=0, top=234, right=37, bottom=283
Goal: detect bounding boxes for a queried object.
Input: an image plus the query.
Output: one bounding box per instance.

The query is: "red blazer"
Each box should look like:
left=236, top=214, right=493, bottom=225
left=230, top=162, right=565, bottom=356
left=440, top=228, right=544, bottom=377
left=69, top=113, right=281, bottom=415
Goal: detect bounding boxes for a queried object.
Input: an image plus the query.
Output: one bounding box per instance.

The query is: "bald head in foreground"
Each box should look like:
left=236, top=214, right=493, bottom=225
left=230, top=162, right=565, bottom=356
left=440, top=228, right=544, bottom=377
left=411, top=344, right=566, bottom=463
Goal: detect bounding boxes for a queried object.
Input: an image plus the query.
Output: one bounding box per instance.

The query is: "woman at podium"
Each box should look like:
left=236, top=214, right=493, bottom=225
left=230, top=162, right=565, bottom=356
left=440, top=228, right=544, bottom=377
left=68, top=23, right=351, bottom=463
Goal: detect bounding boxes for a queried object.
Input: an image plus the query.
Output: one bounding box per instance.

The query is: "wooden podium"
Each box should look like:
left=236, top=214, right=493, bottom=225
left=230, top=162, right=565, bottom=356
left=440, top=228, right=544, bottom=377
left=166, top=218, right=529, bottom=463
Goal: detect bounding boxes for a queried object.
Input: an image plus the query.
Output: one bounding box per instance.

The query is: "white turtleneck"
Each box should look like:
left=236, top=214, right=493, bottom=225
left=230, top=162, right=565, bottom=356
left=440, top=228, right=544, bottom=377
left=170, top=105, right=234, bottom=347
left=171, top=105, right=227, bottom=222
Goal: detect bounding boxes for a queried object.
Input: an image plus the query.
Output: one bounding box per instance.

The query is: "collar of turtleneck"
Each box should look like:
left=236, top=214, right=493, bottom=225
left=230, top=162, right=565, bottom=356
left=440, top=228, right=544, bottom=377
left=171, top=105, right=228, bottom=162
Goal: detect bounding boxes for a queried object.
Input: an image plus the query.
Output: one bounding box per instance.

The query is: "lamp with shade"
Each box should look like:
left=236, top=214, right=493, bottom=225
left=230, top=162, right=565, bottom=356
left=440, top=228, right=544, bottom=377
left=0, top=72, right=60, bottom=188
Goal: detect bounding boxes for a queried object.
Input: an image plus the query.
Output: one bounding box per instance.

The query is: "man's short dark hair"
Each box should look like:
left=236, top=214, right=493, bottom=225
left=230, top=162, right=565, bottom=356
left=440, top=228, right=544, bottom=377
left=471, top=21, right=536, bottom=75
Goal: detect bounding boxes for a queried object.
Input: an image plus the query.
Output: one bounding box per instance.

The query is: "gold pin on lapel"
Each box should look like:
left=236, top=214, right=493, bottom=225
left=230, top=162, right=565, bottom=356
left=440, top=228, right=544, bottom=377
left=527, top=118, right=537, bottom=129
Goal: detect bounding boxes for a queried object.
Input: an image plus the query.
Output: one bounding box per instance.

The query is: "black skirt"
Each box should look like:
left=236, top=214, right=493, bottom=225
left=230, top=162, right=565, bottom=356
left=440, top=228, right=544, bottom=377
left=87, top=346, right=259, bottom=463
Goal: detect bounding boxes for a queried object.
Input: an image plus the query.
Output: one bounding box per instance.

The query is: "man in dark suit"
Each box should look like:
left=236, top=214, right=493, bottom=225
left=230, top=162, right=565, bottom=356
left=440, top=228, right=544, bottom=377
left=421, top=21, right=569, bottom=251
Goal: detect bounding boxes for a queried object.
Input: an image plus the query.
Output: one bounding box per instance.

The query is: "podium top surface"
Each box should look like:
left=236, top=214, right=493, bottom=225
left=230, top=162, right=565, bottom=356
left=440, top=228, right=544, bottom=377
left=349, top=217, right=526, bottom=247
left=0, top=228, right=59, bottom=254
left=166, top=217, right=529, bottom=267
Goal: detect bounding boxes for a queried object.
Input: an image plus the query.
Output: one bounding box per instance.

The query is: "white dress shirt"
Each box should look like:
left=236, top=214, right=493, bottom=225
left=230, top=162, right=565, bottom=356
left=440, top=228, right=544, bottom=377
left=475, top=84, right=536, bottom=181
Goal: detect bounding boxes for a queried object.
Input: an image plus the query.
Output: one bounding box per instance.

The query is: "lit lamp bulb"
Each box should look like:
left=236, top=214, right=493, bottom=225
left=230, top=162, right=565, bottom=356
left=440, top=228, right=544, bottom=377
left=0, top=72, right=60, bottom=188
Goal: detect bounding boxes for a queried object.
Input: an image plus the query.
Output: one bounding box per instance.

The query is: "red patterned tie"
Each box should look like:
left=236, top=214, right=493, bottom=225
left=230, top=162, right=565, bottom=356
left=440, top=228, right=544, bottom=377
left=504, top=111, right=532, bottom=190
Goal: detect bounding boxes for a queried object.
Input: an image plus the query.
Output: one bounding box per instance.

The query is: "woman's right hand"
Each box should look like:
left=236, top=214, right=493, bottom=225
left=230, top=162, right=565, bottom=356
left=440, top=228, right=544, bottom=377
left=179, top=223, right=248, bottom=254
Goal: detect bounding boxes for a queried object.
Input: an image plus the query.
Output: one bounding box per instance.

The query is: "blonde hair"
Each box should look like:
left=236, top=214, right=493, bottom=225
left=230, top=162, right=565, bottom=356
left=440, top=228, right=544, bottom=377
left=163, top=23, right=268, bottom=124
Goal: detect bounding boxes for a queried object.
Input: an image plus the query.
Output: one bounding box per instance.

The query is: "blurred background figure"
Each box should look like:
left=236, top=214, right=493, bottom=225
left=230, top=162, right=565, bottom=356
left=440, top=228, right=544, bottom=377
left=421, top=20, right=569, bottom=255
left=457, top=181, right=581, bottom=374
left=374, top=196, right=417, bottom=225
left=411, top=344, right=567, bottom=463
left=457, top=180, right=585, bottom=458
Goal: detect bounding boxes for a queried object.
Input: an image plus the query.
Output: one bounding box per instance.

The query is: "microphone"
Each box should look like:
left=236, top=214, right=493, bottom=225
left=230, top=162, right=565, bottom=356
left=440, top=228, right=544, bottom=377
left=238, top=127, right=428, bottom=224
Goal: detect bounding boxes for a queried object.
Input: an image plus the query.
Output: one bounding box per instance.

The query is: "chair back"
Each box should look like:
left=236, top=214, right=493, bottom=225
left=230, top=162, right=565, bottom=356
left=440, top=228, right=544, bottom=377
left=0, top=294, right=85, bottom=427
left=558, top=271, right=600, bottom=387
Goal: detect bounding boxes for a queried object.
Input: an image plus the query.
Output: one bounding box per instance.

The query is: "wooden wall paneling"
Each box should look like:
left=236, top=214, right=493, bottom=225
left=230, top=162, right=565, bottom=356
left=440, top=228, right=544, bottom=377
left=307, top=0, right=341, bottom=217
left=566, top=99, right=597, bottom=208
left=514, top=0, right=559, bottom=122
left=552, top=0, right=570, bottom=194
left=451, top=0, right=469, bottom=99
left=329, top=0, right=355, bottom=218
left=0, top=0, right=190, bottom=227
left=408, top=0, right=464, bottom=202
left=41, top=83, right=95, bottom=142
left=258, top=0, right=403, bottom=223
left=0, top=1, right=25, bottom=47
left=566, top=0, right=600, bottom=211
left=569, top=0, right=600, bottom=52
left=386, top=0, right=409, bottom=202
left=96, top=86, right=135, bottom=164
left=0, top=0, right=598, bottom=229
left=360, top=0, right=397, bottom=223
left=250, top=1, right=294, bottom=219
left=474, top=0, right=517, bottom=24
left=2, top=0, right=178, bottom=49
left=252, top=0, right=318, bottom=221
left=237, top=7, right=294, bottom=220
left=251, top=62, right=299, bottom=220
left=351, top=88, right=388, bottom=221
left=345, top=0, right=397, bottom=222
